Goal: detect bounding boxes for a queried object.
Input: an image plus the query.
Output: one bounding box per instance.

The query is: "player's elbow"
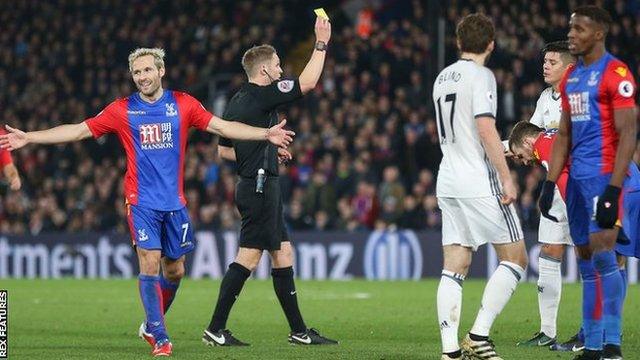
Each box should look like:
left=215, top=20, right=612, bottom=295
left=207, top=117, right=224, bottom=136
left=76, top=123, right=94, bottom=141
left=476, top=119, right=496, bottom=142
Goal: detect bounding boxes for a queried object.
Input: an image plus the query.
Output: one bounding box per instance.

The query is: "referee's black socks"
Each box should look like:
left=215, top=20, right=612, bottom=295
left=208, top=262, right=251, bottom=332
left=272, top=266, right=307, bottom=333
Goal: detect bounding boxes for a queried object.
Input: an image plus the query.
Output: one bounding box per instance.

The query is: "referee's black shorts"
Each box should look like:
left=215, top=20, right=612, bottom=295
left=235, top=176, right=289, bottom=251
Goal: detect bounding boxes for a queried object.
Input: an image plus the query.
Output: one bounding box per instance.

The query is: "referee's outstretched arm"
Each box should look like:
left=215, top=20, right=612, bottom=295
left=299, top=17, right=331, bottom=94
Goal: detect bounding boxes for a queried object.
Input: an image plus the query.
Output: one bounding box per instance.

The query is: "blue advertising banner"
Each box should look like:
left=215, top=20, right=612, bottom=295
left=1, top=230, right=638, bottom=283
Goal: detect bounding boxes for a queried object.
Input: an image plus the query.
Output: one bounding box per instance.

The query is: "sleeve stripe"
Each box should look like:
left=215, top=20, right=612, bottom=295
left=474, top=113, right=496, bottom=119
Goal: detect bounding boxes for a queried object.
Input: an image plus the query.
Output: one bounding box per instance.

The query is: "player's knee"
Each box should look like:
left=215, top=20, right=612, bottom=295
left=235, top=258, right=259, bottom=271
left=503, top=252, right=528, bottom=269
left=495, top=243, right=528, bottom=269
left=589, top=229, right=617, bottom=251
left=443, top=257, right=471, bottom=275
left=137, top=250, right=161, bottom=275
left=164, top=265, right=185, bottom=282
left=540, top=244, right=564, bottom=261
left=575, top=245, right=592, bottom=260
left=514, top=253, right=528, bottom=270
left=234, top=251, right=262, bottom=271
left=445, top=263, right=470, bottom=276
left=270, top=243, right=293, bottom=268
left=271, top=255, right=293, bottom=269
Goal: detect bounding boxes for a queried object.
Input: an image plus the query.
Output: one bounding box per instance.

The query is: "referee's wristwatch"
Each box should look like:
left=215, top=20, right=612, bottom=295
left=315, top=41, right=328, bottom=51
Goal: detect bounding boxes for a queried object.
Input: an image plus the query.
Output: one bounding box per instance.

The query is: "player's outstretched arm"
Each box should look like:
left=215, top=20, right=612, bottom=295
left=609, top=108, right=637, bottom=188
left=299, top=17, right=331, bottom=94
left=3, top=163, right=21, bottom=190
left=206, top=116, right=294, bottom=148
left=0, top=123, right=92, bottom=151
left=477, top=116, right=517, bottom=205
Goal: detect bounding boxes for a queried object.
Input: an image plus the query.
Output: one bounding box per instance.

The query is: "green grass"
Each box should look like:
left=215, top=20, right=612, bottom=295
left=3, top=279, right=640, bottom=359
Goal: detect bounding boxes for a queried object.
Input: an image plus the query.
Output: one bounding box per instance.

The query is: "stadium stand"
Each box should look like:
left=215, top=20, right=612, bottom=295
left=0, top=0, right=638, bottom=234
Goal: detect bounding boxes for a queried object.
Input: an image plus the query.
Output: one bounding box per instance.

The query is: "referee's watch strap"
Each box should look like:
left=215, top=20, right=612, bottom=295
left=315, top=41, right=327, bottom=51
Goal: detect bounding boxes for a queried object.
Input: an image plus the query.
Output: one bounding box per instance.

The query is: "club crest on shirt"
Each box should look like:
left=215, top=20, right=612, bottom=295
left=614, top=66, right=627, bottom=77
left=165, top=103, right=178, bottom=117
left=277, top=80, right=294, bottom=93
left=587, top=71, right=600, bottom=87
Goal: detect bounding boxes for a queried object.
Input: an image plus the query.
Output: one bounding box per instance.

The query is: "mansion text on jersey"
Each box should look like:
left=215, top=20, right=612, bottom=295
left=139, top=123, right=174, bottom=150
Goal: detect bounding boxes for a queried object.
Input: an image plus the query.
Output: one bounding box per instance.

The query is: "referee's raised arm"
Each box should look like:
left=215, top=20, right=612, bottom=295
left=298, top=17, right=331, bottom=94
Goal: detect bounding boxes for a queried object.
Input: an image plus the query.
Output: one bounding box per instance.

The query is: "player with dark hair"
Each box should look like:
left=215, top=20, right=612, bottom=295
left=0, top=47, right=294, bottom=357
left=539, top=5, right=637, bottom=360
left=434, top=13, right=528, bottom=360
left=507, top=40, right=577, bottom=348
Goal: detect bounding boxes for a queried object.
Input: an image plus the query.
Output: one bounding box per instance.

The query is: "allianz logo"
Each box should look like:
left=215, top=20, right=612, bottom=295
left=364, top=230, right=423, bottom=280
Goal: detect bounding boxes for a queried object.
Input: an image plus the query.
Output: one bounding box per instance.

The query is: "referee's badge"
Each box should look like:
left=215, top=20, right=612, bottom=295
left=277, top=80, right=294, bottom=93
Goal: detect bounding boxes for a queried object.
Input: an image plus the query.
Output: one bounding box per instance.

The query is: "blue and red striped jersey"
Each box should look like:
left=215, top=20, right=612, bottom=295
left=85, top=90, right=212, bottom=210
left=559, top=52, right=637, bottom=179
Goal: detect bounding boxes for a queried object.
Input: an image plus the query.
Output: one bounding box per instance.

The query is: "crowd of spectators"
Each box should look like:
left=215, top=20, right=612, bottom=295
left=0, top=0, right=639, bottom=235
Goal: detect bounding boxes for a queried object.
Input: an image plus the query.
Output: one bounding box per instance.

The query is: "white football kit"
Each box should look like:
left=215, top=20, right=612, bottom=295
left=433, top=59, right=523, bottom=251
left=531, top=87, right=572, bottom=246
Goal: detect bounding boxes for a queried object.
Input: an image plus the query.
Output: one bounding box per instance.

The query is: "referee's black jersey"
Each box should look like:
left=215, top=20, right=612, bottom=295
left=219, top=78, right=303, bottom=178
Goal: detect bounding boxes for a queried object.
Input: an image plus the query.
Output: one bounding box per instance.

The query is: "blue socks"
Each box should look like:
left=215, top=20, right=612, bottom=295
left=576, top=262, right=627, bottom=345
left=593, top=251, right=623, bottom=346
left=578, top=258, right=603, bottom=350
left=139, top=274, right=169, bottom=343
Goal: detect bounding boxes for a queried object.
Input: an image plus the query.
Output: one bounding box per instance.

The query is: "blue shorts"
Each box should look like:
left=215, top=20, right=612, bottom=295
left=127, top=204, right=195, bottom=260
left=617, top=186, right=640, bottom=258
left=566, top=169, right=640, bottom=256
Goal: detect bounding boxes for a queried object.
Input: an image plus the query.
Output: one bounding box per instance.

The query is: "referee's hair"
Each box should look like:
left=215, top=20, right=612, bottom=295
left=508, top=121, right=544, bottom=152
left=573, top=5, right=612, bottom=33
left=542, top=40, right=576, bottom=64
left=242, top=44, right=276, bottom=78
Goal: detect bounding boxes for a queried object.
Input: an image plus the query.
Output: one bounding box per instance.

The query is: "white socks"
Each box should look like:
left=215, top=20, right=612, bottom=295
left=470, top=261, right=525, bottom=337
left=438, top=270, right=465, bottom=353
left=537, top=255, right=562, bottom=338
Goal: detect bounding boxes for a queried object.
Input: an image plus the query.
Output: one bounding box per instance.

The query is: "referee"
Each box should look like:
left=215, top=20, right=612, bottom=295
left=202, top=17, right=337, bottom=346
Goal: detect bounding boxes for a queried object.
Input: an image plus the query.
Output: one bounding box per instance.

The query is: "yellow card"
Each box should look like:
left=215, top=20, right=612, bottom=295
left=314, top=8, right=330, bottom=20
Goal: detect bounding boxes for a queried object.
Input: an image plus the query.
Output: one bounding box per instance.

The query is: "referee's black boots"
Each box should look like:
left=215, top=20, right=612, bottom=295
left=288, top=328, right=338, bottom=345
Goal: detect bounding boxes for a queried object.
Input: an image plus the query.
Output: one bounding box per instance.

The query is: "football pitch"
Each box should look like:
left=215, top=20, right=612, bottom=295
left=4, top=279, right=640, bottom=359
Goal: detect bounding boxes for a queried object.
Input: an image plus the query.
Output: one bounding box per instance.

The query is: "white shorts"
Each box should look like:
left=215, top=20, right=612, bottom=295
left=439, top=196, right=524, bottom=251
left=538, top=189, right=573, bottom=246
